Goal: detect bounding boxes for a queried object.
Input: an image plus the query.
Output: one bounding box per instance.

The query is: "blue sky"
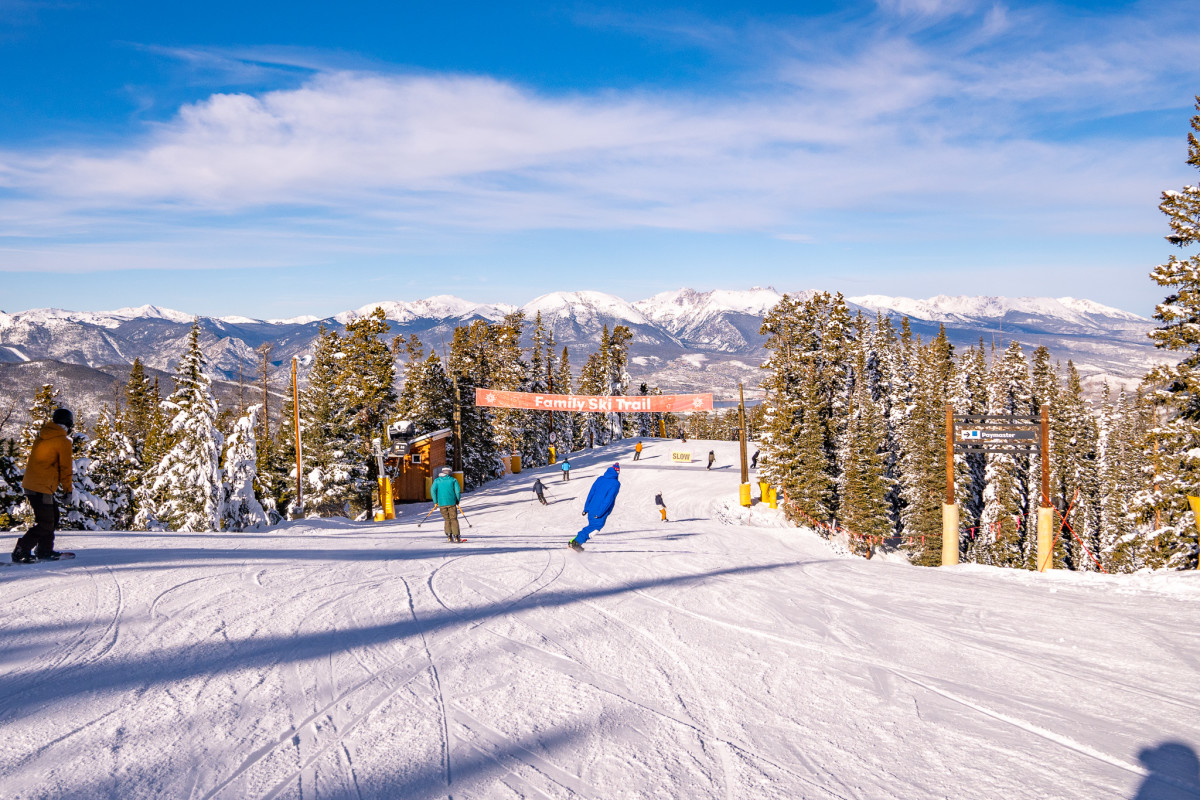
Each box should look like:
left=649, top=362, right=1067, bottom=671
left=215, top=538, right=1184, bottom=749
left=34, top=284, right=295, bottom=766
left=1, top=0, right=1198, bottom=318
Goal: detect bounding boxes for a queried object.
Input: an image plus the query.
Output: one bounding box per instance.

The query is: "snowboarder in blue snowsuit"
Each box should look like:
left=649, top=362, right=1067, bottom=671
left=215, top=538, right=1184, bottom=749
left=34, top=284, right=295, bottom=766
left=569, top=464, right=621, bottom=551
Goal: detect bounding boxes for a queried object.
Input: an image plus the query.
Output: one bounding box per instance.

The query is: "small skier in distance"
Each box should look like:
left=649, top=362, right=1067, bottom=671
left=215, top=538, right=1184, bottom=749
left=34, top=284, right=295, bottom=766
left=750, top=449, right=759, bottom=470
left=680, top=430, right=688, bottom=443
left=569, top=463, right=621, bottom=552
left=532, top=477, right=548, bottom=505
left=633, top=440, right=643, bottom=461
left=561, top=458, right=571, bottom=482
left=12, top=408, right=75, bottom=563
left=655, top=491, right=667, bottom=522
left=707, top=450, right=716, bottom=470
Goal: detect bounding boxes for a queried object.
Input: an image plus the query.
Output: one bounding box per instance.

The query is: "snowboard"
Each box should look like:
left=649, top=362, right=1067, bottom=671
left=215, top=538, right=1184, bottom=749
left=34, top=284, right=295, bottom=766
left=8, top=552, right=75, bottom=565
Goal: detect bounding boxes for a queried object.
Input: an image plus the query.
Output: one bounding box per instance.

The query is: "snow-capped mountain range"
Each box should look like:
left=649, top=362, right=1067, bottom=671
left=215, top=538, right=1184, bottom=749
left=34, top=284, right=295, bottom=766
left=0, top=289, right=1175, bottom=429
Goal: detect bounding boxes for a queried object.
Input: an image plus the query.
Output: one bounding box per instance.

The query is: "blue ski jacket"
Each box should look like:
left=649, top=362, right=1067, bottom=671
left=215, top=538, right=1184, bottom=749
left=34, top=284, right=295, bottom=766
left=431, top=474, right=461, bottom=508
left=583, top=467, right=621, bottom=519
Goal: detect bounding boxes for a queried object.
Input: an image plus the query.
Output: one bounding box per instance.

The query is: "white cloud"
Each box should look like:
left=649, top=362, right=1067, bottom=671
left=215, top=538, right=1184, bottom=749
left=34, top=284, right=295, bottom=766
left=0, top=2, right=1196, bottom=273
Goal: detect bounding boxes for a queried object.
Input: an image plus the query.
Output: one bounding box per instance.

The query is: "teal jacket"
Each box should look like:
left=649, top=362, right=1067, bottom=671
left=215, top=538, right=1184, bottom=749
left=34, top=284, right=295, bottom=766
left=431, top=474, right=461, bottom=508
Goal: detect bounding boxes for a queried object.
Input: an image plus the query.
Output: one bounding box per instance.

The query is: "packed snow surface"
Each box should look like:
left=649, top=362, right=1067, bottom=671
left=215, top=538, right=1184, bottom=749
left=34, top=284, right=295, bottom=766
left=2, top=440, right=1198, bottom=799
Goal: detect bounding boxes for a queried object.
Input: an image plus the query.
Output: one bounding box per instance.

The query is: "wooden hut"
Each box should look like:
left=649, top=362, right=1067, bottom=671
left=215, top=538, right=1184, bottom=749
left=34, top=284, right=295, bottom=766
left=383, top=426, right=452, bottom=503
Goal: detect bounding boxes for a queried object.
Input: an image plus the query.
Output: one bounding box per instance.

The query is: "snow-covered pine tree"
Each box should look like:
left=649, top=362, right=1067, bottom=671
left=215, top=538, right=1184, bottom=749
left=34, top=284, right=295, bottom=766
left=0, top=438, right=25, bottom=530
left=408, top=352, right=455, bottom=434
left=979, top=341, right=1035, bottom=568
left=607, top=325, right=633, bottom=439
left=1102, top=388, right=1155, bottom=571
left=86, top=404, right=137, bottom=530
left=759, top=294, right=807, bottom=514
left=555, top=346, right=580, bottom=453
left=490, top=311, right=530, bottom=464
left=897, top=329, right=956, bottom=564
left=121, top=358, right=155, bottom=464
left=1052, top=362, right=1101, bottom=570
left=20, top=384, right=59, bottom=462
left=59, top=423, right=110, bottom=531
left=138, top=321, right=225, bottom=532
left=1141, top=96, right=1200, bottom=569
left=953, top=342, right=989, bottom=556
left=222, top=404, right=269, bottom=531
left=838, top=345, right=891, bottom=554
left=578, top=334, right=610, bottom=448
left=523, top=312, right=552, bottom=468
left=299, top=326, right=365, bottom=517
left=341, top=308, right=397, bottom=512
left=449, top=320, right=503, bottom=488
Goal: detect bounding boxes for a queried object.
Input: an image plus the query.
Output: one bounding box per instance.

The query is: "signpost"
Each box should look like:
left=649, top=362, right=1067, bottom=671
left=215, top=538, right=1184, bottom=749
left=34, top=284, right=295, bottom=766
left=946, top=406, right=1052, bottom=570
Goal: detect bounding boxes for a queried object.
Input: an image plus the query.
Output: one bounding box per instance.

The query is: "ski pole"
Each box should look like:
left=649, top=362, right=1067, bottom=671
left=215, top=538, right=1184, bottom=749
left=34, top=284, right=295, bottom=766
left=457, top=504, right=473, bottom=528
left=418, top=505, right=437, bottom=527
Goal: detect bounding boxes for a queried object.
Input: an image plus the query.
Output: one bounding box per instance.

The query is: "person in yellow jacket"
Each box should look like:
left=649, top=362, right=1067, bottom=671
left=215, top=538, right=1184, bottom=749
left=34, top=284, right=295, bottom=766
left=633, top=440, right=643, bottom=461
left=12, top=409, right=75, bottom=563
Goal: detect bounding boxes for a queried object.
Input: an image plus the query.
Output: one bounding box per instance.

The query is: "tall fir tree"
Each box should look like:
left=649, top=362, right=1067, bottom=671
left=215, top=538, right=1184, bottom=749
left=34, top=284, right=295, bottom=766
left=138, top=322, right=225, bottom=531
left=222, top=404, right=269, bottom=531
left=1141, top=95, right=1200, bottom=569
left=979, top=341, right=1035, bottom=568
left=86, top=405, right=137, bottom=530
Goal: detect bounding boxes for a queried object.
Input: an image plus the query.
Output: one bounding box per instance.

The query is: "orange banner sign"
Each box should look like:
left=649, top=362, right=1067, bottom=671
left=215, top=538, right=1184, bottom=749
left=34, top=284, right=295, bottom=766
left=475, top=389, right=713, bottom=413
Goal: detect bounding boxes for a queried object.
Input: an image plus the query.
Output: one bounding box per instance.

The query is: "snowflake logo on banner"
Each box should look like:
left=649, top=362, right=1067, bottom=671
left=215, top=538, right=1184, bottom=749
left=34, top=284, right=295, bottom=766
left=692, top=397, right=704, bottom=408
left=486, top=392, right=497, bottom=404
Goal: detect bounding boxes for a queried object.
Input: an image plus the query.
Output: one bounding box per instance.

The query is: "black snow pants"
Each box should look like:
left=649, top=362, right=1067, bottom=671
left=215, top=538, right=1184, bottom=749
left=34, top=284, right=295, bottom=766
left=16, top=491, right=59, bottom=556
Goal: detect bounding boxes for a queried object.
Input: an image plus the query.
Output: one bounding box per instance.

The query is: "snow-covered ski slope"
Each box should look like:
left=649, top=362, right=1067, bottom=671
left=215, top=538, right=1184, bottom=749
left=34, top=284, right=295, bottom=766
left=2, top=440, right=1199, bottom=800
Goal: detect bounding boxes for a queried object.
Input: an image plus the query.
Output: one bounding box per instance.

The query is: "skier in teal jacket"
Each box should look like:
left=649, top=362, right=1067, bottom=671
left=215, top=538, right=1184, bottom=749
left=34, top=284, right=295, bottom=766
left=430, top=467, right=463, bottom=542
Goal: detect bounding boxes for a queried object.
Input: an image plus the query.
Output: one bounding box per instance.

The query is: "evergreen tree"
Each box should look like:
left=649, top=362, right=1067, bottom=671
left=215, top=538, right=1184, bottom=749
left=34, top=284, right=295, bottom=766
left=222, top=404, right=269, bottom=531
left=86, top=405, right=137, bottom=530
left=20, top=384, right=59, bottom=462
left=554, top=346, right=579, bottom=453
left=953, top=342, right=989, bottom=554
left=490, top=311, right=530, bottom=461
left=300, top=326, right=366, bottom=517
left=138, top=321, right=225, bottom=531
left=979, top=342, right=1035, bottom=568
left=341, top=308, right=398, bottom=511
left=0, top=438, right=23, bottom=530
left=449, top=321, right=503, bottom=488
left=1141, top=95, right=1200, bottom=569
left=524, top=313, right=552, bottom=467
left=838, top=348, right=892, bottom=551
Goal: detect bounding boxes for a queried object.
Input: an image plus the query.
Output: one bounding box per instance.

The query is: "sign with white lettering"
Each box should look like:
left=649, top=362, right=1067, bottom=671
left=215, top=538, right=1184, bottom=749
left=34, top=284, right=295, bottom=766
left=475, top=389, right=713, bottom=413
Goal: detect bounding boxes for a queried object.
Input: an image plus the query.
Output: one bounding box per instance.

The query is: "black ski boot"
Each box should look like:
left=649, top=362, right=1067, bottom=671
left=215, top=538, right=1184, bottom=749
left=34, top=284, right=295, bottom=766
left=12, top=546, right=34, bottom=564
left=567, top=539, right=584, bottom=552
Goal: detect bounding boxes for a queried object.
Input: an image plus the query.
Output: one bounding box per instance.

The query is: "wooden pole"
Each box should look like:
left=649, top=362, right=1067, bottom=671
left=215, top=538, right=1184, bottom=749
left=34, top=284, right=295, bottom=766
left=1040, top=406, right=1050, bottom=508
left=738, top=383, right=749, bottom=485
left=292, top=356, right=302, bottom=516
left=1037, top=405, right=1053, bottom=571
left=942, top=403, right=958, bottom=566
left=945, top=404, right=955, bottom=504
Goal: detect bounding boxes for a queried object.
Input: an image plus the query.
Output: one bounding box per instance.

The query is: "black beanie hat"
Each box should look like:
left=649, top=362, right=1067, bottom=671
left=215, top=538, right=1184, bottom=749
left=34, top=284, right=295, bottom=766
left=52, top=408, right=74, bottom=430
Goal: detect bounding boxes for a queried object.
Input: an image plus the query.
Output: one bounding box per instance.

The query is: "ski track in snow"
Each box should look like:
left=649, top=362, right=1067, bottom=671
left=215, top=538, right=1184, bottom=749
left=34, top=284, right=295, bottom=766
left=2, top=439, right=1200, bottom=799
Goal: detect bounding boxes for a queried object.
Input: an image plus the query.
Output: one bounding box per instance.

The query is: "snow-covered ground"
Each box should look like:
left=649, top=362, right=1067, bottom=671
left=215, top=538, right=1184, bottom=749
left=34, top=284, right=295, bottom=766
left=2, top=439, right=1199, bottom=799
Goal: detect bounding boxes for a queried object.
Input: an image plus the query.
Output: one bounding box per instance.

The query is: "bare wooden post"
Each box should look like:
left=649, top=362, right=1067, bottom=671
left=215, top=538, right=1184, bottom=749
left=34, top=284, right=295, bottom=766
left=292, top=356, right=303, bottom=518
left=1037, top=405, right=1053, bottom=571
left=738, top=383, right=751, bottom=507
left=942, top=404, right=959, bottom=566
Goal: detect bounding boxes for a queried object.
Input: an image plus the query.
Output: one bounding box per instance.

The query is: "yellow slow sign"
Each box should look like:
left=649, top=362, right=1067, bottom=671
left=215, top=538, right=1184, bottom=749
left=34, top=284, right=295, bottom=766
left=671, top=451, right=692, bottom=464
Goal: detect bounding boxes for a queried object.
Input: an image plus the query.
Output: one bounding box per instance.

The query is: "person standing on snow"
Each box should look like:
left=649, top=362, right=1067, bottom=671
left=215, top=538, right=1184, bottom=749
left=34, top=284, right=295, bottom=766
left=12, top=408, right=74, bottom=563
left=532, top=477, right=548, bottom=505
left=568, top=463, right=621, bottom=551
left=633, top=441, right=643, bottom=461
left=561, top=459, right=571, bottom=482
left=655, top=491, right=667, bottom=522
left=750, top=449, right=759, bottom=469
left=430, top=466, right=463, bottom=543
left=707, top=450, right=716, bottom=470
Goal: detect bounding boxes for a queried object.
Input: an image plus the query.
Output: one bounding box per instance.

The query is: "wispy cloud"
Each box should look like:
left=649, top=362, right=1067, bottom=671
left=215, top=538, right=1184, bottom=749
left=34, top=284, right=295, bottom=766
left=0, top=1, right=1196, bottom=273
